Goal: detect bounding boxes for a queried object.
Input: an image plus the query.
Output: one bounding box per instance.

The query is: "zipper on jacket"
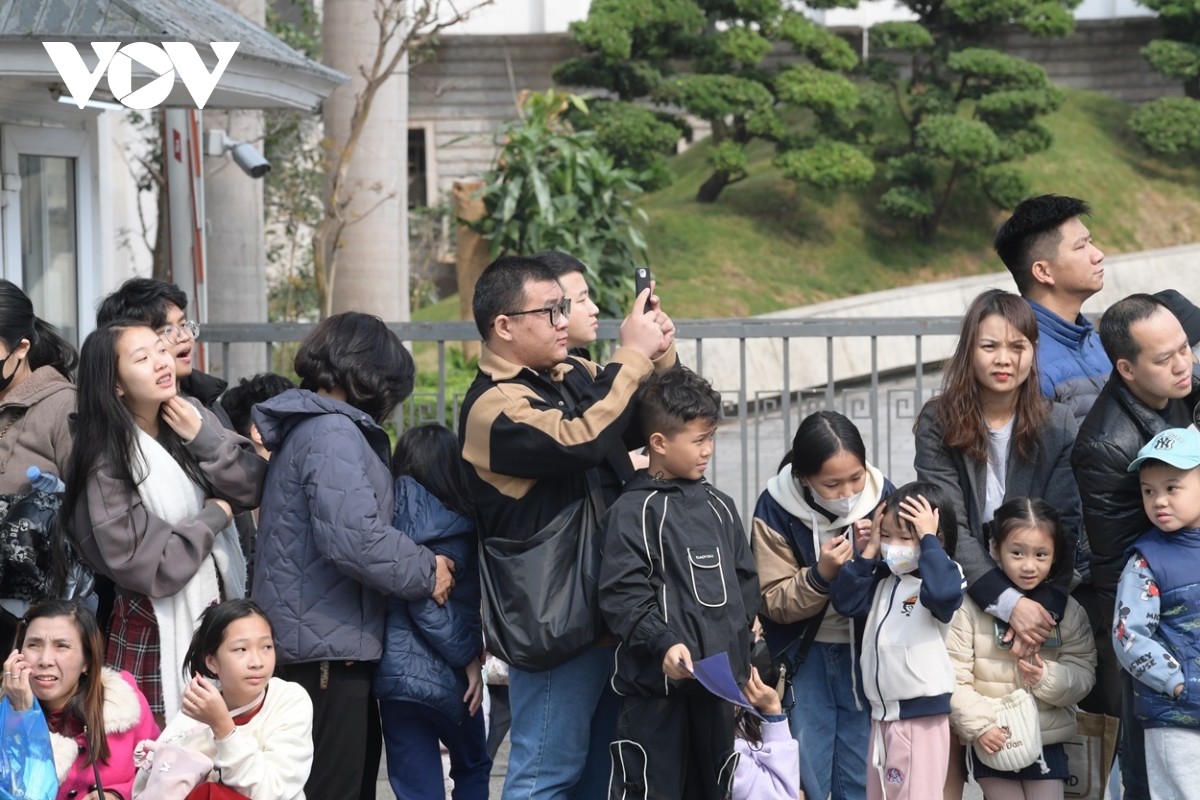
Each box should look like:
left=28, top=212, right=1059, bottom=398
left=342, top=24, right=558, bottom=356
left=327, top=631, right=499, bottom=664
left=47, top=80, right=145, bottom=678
left=873, top=578, right=899, bottom=709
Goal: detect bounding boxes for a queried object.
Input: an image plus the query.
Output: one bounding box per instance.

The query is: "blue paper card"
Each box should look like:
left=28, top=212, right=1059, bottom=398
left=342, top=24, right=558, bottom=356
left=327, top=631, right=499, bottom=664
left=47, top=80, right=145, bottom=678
left=688, top=652, right=764, bottom=719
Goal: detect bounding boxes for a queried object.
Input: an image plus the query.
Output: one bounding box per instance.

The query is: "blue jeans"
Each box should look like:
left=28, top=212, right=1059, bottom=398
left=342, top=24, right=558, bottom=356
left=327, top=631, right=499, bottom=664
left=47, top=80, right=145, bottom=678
left=502, top=645, right=620, bottom=800
left=380, top=699, right=492, bottom=800
left=785, top=640, right=869, bottom=800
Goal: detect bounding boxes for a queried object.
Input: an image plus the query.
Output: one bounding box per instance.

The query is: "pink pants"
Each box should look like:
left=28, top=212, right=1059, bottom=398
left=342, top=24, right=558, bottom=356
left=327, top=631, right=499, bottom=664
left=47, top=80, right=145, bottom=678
left=866, top=715, right=950, bottom=800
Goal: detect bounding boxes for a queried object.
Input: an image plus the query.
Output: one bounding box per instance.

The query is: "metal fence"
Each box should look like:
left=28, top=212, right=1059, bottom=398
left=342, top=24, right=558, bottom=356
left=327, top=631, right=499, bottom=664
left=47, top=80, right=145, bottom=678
left=202, top=317, right=962, bottom=522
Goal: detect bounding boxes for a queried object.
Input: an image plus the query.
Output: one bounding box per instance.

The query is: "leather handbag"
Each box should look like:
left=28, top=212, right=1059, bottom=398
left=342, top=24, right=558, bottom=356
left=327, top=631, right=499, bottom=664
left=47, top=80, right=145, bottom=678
left=478, top=468, right=606, bottom=672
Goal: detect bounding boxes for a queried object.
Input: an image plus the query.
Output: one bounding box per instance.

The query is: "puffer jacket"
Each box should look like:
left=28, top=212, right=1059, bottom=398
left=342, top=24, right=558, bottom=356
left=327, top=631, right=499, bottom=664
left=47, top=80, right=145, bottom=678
left=1027, top=299, right=1110, bottom=425
left=251, top=389, right=437, bottom=664
left=1072, top=372, right=1200, bottom=599
left=946, top=596, right=1096, bottom=747
left=373, top=477, right=482, bottom=724
left=752, top=461, right=894, bottom=658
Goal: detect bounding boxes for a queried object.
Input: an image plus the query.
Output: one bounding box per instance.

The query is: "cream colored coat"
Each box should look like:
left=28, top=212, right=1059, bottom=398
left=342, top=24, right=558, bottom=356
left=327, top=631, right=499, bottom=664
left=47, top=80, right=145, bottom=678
left=947, top=596, right=1096, bottom=746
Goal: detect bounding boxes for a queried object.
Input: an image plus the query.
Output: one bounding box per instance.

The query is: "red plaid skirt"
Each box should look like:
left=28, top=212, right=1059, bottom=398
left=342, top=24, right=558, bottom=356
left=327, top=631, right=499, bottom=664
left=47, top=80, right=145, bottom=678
left=105, top=593, right=163, bottom=714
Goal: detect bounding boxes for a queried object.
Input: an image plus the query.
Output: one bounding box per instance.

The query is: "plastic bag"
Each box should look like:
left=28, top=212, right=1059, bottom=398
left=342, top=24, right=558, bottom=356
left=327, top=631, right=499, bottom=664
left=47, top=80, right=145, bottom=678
left=0, top=696, right=59, bottom=800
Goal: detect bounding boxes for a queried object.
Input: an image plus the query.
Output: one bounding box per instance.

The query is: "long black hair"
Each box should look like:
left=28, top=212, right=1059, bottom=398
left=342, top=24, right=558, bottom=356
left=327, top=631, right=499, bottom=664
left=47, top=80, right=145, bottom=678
left=391, top=423, right=475, bottom=521
left=790, top=410, right=867, bottom=479
left=0, top=279, right=77, bottom=379
left=59, top=322, right=209, bottom=569
left=183, top=599, right=276, bottom=681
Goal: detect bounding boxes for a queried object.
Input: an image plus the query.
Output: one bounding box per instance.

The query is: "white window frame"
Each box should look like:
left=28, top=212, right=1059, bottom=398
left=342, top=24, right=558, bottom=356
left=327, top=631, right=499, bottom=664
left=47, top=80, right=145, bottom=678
left=0, top=124, right=95, bottom=344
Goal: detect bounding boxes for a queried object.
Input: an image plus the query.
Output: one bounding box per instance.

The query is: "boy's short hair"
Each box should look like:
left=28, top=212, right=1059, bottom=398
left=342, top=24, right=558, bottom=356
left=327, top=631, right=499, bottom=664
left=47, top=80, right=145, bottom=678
left=1128, top=427, right=1200, bottom=473
left=636, top=365, right=722, bottom=440
left=96, top=277, right=189, bottom=329
left=992, top=194, right=1091, bottom=295
left=220, top=373, right=297, bottom=438
left=531, top=250, right=588, bottom=278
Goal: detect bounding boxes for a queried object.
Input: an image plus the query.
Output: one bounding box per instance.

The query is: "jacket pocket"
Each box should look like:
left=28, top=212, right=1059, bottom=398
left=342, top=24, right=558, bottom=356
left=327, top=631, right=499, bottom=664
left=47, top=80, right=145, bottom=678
left=688, top=547, right=727, bottom=608
left=609, top=740, right=648, bottom=800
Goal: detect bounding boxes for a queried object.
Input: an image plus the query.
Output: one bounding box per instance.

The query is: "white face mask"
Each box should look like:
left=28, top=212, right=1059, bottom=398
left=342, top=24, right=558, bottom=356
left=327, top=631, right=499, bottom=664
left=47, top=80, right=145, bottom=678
left=809, top=487, right=863, bottom=520
left=881, top=542, right=919, bottom=575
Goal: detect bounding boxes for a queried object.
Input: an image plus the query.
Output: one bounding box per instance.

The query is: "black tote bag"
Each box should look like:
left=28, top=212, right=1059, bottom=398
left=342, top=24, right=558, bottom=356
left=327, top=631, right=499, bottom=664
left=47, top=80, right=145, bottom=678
left=479, top=469, right=606, bottom=672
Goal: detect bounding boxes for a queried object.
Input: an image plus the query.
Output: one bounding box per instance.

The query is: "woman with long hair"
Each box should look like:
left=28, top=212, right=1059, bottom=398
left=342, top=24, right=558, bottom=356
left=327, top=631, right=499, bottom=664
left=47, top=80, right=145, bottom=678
left=0, top=280, right=78, bottom=645
left=914, top=289, right=1082, bottom=796
left=62, top=321, right=267, bottom=721
left=1, top=600, right=159, bottom=799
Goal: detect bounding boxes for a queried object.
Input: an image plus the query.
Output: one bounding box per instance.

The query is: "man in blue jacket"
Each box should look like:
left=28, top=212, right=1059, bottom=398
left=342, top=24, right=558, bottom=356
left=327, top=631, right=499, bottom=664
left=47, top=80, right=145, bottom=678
left=993, top=194, right=1110, bottom=424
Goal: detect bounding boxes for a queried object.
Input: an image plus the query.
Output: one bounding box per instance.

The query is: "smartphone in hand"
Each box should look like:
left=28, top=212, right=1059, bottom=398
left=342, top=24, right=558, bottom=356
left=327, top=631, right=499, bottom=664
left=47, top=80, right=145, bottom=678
left=634, top=267, right=653, bottom=313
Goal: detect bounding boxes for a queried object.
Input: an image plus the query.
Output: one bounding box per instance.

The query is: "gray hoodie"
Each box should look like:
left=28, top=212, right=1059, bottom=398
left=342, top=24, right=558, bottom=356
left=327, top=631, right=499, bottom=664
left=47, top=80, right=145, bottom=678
left=251, top=389, right=436, bottom=664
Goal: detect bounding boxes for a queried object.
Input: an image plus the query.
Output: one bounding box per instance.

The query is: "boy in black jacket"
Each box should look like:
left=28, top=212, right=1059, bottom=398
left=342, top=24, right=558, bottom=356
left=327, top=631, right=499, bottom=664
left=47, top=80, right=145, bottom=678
left=600, top=366, right=760, bottom=800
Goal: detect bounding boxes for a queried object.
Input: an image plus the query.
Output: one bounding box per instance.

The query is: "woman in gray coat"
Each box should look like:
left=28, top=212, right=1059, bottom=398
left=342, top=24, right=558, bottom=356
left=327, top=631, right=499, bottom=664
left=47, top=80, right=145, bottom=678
left=250, top=312, right=453, bottom=800
left=914, top=289, right=1082, bottom=798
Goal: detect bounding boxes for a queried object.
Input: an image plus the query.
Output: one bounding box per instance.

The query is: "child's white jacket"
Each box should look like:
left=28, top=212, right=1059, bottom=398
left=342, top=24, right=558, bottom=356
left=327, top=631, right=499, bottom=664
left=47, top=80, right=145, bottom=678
left=831, top=535, right=965, bottom=721
left=134, top=677, right=314, bottom=800
left=946, top=596, right=1096, bottom=746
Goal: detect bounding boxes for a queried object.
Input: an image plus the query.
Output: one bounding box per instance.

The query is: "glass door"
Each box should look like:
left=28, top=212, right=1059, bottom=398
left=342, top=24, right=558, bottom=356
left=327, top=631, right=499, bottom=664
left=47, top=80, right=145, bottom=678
left=1, top=125, right=92, bottom=347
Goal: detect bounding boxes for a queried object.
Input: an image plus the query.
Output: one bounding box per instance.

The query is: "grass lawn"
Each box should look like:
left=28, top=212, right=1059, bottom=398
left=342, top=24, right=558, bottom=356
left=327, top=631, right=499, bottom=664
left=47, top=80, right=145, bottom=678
left=641, top=88, right=1200, bottom=317
left=419, top=88, right=1200, bottom=324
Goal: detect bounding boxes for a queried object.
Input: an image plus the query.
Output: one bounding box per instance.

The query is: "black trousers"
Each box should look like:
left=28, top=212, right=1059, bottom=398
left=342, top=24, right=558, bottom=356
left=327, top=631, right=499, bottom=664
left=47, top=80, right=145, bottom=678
left=278, top=660, right=382, bottom=800
left=608, top=691, right=738, bottom=800
left=486, top=683, right=511, bottom=761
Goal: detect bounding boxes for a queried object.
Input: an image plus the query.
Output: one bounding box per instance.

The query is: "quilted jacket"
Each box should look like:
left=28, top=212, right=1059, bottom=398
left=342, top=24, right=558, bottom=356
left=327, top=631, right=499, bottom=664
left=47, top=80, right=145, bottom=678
left=251, top=389, right=437, bottom=664
left=373, top=476, right=482, bottom=723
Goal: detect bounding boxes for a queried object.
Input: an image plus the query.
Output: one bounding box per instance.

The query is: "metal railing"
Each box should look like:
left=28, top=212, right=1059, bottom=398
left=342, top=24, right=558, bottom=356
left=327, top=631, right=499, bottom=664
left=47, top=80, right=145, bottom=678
left=202, top=317, right=963, bottom=522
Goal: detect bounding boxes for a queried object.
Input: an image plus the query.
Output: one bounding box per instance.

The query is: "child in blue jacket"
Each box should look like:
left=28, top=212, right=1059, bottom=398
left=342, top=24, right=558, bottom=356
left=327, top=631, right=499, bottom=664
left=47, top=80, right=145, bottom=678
left=374, top=424, right=491, bottom=800
left=831, top=481, right=965, bottom=800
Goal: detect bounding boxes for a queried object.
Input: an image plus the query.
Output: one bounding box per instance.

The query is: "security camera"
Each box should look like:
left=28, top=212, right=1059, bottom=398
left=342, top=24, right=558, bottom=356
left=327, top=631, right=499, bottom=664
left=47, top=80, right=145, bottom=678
left=205, top=130, right=272, bottom=179
left=229, top=142, right=271, bottom=178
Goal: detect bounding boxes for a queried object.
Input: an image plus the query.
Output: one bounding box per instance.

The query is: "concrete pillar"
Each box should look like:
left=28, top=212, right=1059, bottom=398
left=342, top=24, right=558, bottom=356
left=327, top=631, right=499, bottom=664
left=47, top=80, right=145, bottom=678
left=323, top=0, right=409, bottom=321
left=205, top=0, right=267, bottom=382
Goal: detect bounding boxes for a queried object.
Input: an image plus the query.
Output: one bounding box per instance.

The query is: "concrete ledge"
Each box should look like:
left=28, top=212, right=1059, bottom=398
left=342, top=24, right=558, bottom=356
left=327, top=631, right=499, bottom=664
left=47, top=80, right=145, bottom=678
left=676, top=243, right=1200, bottom=400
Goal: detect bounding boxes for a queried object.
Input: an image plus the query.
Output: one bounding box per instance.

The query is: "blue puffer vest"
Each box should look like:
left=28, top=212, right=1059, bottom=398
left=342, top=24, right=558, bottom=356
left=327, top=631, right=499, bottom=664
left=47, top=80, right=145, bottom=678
left=372, top=477, right=482, bottom=724
left=1130, top=528, right=1200, bottom=729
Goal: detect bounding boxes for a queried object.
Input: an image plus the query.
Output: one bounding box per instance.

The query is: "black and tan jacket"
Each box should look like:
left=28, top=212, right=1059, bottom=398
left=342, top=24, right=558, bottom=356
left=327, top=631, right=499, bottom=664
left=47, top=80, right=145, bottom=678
left=458, top=344, right=674, bottom=543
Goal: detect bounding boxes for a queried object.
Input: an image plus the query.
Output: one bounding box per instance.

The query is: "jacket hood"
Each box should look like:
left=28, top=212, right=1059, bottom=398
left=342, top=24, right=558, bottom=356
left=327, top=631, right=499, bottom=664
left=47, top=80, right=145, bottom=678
left=180, top=369, right=228, bottom=405
left=253, top=388, right=391, bottom=462
left=621, top=470, right=711, bottom=495
left=1028, top=299, right=1094, bottom=349
left=0, top=365, right=73, bottom=410
left=394, top=475, right=474, bottom=546
left=765, top=460, right=886, bottom=533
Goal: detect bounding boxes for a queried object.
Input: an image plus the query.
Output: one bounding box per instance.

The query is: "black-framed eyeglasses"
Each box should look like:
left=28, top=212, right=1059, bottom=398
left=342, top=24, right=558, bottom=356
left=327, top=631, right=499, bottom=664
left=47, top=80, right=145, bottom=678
left=504, top=298, right=572, bottom=327
left=159, top=320, right=200, bottom=345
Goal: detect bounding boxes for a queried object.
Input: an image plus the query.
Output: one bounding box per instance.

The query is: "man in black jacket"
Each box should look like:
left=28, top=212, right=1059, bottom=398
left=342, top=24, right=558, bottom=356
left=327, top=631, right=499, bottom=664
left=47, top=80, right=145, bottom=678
left=1072, top=293, right=1200, bottom=800
left=460, top=255, right=674, bottom=800
left=96, top=278, right=233, bottom=429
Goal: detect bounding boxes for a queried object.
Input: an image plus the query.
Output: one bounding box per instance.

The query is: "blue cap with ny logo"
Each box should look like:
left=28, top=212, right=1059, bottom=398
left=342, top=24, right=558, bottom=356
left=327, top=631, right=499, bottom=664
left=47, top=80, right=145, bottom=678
left=1128, top=426, right=1200, bottom=472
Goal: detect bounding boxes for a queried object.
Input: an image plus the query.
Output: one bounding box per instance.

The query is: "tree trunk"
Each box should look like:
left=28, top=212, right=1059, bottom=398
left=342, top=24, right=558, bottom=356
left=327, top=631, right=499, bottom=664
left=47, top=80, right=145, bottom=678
left=323, top=0, right=408, bottom=321
left=453, top=180, right=488, bottom=361
left=696, top=169, right=732, bottom=203
left=1186, top=74, right=1200, bottom=100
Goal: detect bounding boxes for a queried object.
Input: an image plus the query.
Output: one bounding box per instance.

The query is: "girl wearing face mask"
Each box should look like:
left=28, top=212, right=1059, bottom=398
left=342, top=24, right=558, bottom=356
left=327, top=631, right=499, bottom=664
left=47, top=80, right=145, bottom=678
left=946, top=498, right=1095, bottom=800
left=61, top=322, right=267, bottom=723
left=753, top=410, right=895, bottom=800
left=914, top=290, right=1081, bottom=798
left=831, top=482, right=965, bottom=800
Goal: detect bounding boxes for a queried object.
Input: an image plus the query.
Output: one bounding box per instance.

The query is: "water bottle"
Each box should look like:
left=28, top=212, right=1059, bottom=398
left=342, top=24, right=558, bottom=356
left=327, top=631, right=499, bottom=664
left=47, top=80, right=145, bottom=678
left=27, top=465, right=65, bottom=493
